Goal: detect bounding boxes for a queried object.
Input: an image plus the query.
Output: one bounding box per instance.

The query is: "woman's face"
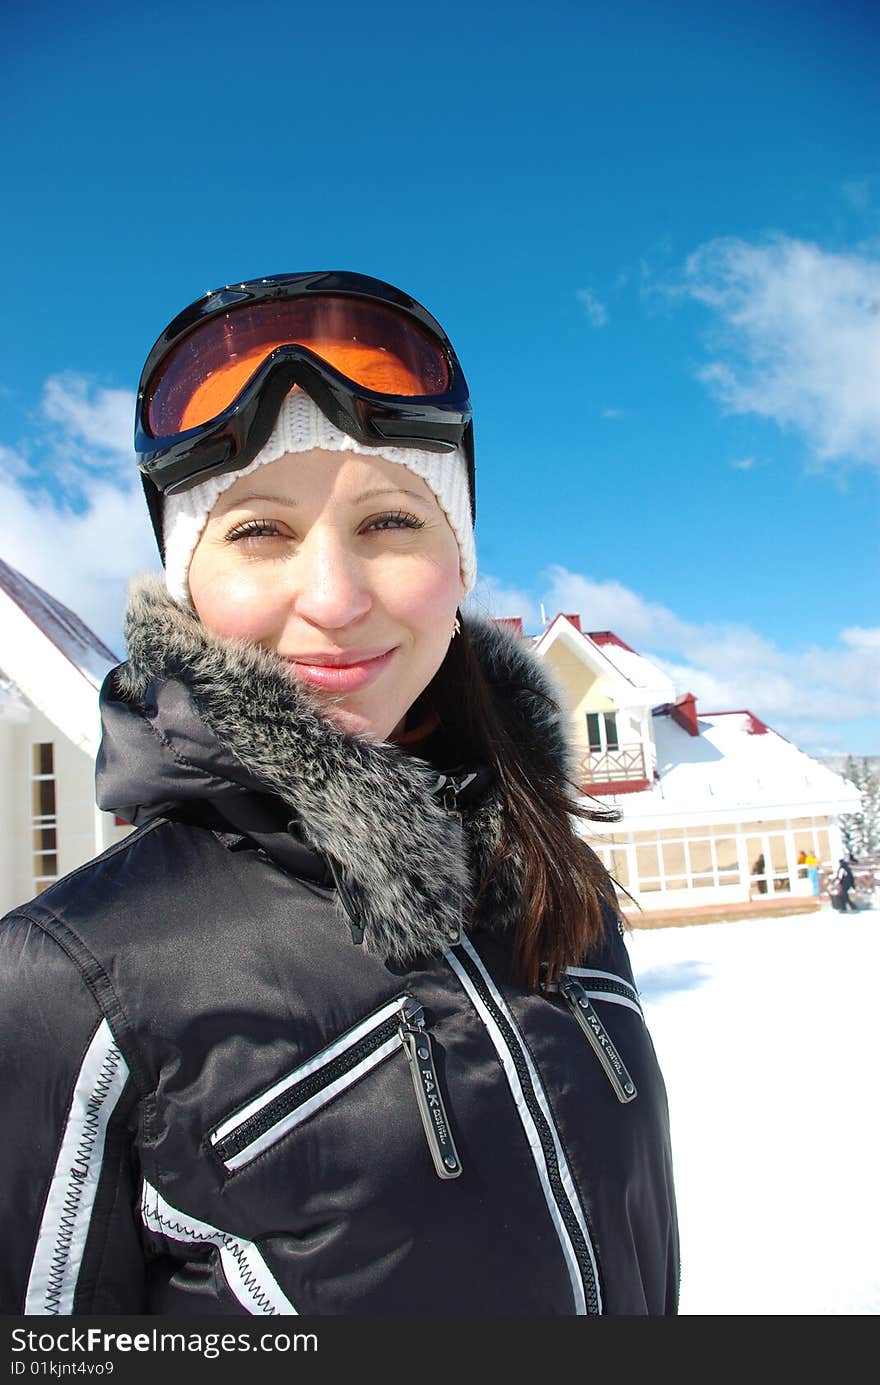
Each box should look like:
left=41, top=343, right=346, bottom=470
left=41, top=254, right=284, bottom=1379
left=188, top=449, right=466, bottom=741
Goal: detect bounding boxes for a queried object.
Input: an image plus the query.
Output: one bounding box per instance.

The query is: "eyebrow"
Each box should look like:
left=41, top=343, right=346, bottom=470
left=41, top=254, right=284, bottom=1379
left=220, top=486, right=430, bottom=509
left=354, top=487, right=429, bottom=505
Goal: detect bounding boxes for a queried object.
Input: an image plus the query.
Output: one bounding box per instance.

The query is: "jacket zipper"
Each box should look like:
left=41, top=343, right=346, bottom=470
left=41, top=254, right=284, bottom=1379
left=446, top=936, right=601, bottom=1315
left=558, top=977, right=638, bottom=1104
left=211, top=995, right=461, bottom=1180
left=562, top=967, right=643, bottom=1016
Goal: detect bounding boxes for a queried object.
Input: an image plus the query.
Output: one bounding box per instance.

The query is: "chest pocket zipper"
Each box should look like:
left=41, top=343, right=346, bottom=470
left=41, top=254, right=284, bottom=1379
left=558, top=976, right=638, bottom=1104
left=209, top=995, right=461, bottom=1180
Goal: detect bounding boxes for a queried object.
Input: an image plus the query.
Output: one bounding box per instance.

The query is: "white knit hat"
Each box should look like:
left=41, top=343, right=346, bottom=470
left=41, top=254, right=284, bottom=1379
left=163, top=388, right=476, bottom=604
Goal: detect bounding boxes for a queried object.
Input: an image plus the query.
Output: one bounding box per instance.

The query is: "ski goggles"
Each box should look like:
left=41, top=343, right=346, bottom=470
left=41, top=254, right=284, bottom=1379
left=135, top=270, right=475, bottom=548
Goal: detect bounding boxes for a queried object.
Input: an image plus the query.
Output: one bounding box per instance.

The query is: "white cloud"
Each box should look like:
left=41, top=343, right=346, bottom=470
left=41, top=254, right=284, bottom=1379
left=730, top=456, right=756, bottom=471
left=465, top=574, right=541, bottom=630
left=0, top=474, right=158, bottom=653
left=0, top=444, right=31, bottom=481
left=0, top=375, right=156, bottom=650
left=541, top=566, right=693, bottom=649
left=42, top=374, right=134, bottom=458
left=679, top=235, right=880, bottom=467
left=576, top=288, right=608, bottom=328
left=602, top=407, right=624, bottom=420
left=840, top=625, right=880, bottom=651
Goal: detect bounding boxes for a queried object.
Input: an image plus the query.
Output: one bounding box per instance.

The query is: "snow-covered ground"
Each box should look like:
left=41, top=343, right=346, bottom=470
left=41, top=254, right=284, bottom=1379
left=624, top=903, right=880, bottom=1315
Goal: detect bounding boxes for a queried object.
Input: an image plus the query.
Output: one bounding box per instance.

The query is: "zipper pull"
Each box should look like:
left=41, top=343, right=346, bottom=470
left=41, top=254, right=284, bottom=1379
left=398, top=1000, right=463, bottom=1179
left=559, top=977, right=638, bottom=1104
left=438, top=771, right=477, bottom=815
left=326, top=857, right=365, bottom=946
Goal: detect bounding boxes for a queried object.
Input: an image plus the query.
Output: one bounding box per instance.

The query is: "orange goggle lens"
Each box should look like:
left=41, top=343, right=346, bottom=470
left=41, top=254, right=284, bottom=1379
left=145, top=296, right=451, bottom=436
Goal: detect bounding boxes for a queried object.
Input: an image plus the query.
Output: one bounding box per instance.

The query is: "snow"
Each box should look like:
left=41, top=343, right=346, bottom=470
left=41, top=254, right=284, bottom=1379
left=653, top=710, right=859, bottom=809
left=603, top=708, right=861, bottom=823
left=625, top=903, right=880, bottom=1314
left=590, top=639, right=676, bottom=704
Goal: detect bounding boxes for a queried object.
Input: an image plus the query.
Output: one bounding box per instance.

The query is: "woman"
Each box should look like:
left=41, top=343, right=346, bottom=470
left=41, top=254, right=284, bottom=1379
left=0, top=271, right=679, bottom=1315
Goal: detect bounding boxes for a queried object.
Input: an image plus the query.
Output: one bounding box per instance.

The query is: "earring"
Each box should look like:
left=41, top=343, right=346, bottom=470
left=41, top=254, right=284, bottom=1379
left=453, top=616, right=461, bottom=637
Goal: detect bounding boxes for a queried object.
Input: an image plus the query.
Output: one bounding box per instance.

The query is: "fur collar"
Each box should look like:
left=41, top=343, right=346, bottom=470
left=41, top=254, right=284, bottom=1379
left=112, top=576, right=577, bottom=964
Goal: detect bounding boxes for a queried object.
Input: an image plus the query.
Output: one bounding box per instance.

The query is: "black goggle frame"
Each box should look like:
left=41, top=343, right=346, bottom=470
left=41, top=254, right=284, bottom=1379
left=135, top=271, right=475, bottom=558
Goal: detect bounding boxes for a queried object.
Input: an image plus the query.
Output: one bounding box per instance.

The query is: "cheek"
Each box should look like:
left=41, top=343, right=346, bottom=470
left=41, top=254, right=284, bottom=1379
left=189, top=560, right=287, bottom=645
left=386, top=561, right=462, bottom=630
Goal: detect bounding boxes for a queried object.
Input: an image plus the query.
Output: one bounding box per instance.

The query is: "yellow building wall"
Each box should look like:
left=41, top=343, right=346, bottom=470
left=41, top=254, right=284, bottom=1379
left=543, top=640, right=631, bottom=753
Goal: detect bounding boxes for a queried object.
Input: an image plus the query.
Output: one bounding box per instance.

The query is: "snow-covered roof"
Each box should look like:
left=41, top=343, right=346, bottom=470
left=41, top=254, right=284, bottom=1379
left=0, top=558, right=120, bottom=756
left=585, top=633, right=675, bottom=705
left=595, top=706, right=861, bottom=826
left=531, top=614, right=675, bottom=706
left=0, top=558, right=118, bottom=686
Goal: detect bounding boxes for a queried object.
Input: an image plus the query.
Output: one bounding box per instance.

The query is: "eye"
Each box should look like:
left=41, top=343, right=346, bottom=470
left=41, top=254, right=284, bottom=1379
left=364, top=510, right=426, bottom=532
left=225, top=519, right=286, bottom=543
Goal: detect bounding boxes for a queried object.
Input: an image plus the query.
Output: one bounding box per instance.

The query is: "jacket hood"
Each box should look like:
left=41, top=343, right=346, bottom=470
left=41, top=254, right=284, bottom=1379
left=97, top=576, right=578, bottom=964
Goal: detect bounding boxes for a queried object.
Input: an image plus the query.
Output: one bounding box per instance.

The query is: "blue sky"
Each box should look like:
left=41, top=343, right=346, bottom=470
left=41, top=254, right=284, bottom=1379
left=1, top=0, right=878, bottom=753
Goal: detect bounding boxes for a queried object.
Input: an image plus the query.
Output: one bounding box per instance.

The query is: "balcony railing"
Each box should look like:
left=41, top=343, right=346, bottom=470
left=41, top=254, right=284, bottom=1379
left=580, top=747, right=647, bottom=783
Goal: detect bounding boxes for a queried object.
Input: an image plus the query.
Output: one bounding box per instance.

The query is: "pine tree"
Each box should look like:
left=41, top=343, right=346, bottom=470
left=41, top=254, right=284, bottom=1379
left=839, top=756, right=880, bottom=860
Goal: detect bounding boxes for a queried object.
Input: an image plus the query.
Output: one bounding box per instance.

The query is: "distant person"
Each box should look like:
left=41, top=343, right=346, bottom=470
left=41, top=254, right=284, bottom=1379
left=804, top=849, right=819, bottom=895
left=0, top=271, right=678, bottom=1315
left=753, top=852, right=767, bottom=894
left=835, top=858, right=858, bottom=911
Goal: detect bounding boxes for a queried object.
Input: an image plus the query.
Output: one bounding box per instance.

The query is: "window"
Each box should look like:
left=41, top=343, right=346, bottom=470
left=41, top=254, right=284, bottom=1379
left=635, top=844, right=660, bottom=891
left=32, top=742, right=58, bottom=893
left=714, top=837, right=739, bottom=883
left=687, top=837, right=714, bottom=881
left=586, top=711, right=619, bottom=753
left=660, top=841, right=687, bottom=880
left=769, top=834, right=788, bottom=872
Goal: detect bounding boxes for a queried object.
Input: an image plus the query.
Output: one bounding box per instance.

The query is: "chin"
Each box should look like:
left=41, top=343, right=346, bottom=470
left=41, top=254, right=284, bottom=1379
left=315, top=704, right=396, bottom=742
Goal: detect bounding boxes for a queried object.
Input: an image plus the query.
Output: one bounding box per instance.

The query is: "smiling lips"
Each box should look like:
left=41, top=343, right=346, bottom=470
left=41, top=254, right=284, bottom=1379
left=285, top=648, right=397, bottom=692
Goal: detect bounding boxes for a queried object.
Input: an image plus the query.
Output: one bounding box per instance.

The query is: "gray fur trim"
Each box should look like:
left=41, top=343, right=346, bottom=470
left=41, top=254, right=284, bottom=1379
left=120, top=576, right=578, bottom=963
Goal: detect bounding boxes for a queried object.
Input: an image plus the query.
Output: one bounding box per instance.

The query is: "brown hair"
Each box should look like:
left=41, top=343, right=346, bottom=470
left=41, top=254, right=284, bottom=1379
left=413, top=615, right=626, bottom=990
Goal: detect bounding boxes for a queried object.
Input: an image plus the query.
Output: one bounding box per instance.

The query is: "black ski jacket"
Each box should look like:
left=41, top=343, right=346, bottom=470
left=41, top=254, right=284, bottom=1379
left=0, top=578, right=679, bottom=1316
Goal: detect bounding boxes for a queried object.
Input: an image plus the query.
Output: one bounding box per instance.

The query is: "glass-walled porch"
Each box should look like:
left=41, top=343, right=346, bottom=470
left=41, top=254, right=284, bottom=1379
left=586, top=815, right=841, bottom=910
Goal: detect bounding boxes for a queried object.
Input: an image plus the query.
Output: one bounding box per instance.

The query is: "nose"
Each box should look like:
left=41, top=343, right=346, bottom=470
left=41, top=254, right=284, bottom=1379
left=288, top=525, right=372, bottom=631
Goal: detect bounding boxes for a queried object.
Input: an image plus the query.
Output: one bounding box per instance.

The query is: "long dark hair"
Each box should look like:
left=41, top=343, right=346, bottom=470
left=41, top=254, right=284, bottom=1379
left=412, top=614, right=624, bottom=990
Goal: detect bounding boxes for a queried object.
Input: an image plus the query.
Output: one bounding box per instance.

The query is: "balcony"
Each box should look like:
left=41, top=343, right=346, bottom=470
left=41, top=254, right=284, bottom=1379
left=579, top=746, right=649, bottom=796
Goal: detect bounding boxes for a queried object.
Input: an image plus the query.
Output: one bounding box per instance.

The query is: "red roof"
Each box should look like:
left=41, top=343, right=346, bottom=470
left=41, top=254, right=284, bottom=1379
left=701, top=710, right=770, bottom=736
left=492, top=616, right=523, bottom=639
left=654, top=701, right=771, bottom=739
left=587, top=630, right=637, bottom=654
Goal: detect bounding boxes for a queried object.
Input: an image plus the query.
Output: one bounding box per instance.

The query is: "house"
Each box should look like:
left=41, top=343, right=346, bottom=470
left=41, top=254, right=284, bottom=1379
left=529, top=612, right=861, bottom=920
left=0, top=558, right=130, bottom=916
